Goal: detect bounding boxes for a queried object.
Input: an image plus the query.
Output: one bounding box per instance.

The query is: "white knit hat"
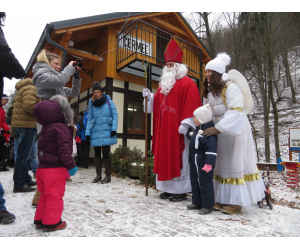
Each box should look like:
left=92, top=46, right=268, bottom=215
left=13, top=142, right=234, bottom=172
left=205, top=52, right=231, bottom=74
left=193, top=104, right=212, bottom=124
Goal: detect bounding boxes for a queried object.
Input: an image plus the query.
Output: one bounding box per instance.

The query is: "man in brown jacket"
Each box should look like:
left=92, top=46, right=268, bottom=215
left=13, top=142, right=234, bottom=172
left=11, top=78, right=40, bottom=193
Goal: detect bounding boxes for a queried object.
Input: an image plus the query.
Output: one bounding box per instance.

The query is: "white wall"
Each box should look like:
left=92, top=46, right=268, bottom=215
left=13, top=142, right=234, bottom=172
left=127, top=139, right=147, bottom=154
left=113, top=79, right=124, bottom=88
left=112, top=91, right=124, bottom=133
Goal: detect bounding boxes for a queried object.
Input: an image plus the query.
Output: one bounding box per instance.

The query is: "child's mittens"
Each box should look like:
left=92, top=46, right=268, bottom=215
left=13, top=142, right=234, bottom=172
left=68, top=166, right=78, bottom=176
left=178, top=125, right=187, bottom=134
left=202, top=164, right=212, bottom=173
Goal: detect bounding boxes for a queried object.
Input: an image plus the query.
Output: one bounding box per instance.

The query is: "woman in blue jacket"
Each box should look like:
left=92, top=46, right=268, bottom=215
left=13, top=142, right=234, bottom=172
left=85, top=82, right=118, bottom=184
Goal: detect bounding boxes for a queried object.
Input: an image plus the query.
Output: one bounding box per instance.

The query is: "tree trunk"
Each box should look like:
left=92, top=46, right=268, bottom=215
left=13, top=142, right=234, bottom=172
left=282, top=50, right=296, bottom=103
left=200, top=12, right=215, bottom=58
left=248, top=115, right=260, bottom=162
left=266, top=12, right=281, bottom=161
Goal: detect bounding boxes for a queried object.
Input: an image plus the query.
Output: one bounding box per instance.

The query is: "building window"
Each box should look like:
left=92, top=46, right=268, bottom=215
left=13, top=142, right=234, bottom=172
left=127, top=97, right=144, bottom=134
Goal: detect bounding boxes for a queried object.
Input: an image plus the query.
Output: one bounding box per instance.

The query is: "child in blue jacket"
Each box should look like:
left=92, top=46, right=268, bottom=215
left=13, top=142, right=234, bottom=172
left=184, top=104, right=218, bottom=215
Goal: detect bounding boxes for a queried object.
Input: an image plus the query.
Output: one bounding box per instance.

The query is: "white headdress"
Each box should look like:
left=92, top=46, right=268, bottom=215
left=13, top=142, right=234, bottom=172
left=205, top=52, right=231, bottom=75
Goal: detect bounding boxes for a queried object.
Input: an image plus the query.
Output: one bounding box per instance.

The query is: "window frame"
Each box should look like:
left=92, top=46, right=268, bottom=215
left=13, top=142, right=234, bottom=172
left=127, top=97, right=145, bottom=134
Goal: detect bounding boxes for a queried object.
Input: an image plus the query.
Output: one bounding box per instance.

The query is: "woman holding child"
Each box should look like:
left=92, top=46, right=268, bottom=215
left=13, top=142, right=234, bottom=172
left=202, top=53, right=265, bottom=214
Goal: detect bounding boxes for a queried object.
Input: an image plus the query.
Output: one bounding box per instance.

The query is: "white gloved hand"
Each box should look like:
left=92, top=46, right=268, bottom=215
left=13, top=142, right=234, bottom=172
left=143, top=88, right=151, bottom=98
left=178, top=125, right=188, bottom=134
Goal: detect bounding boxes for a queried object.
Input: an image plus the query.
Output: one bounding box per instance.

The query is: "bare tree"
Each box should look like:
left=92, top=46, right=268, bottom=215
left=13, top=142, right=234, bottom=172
left=183, top=12, right=224, bottom=58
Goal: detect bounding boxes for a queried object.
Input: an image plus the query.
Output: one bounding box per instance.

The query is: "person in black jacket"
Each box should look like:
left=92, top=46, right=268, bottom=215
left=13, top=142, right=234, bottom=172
left=0, top=12, right=25, bottom=225
left=181, top=104, right=218, bottom=215
left=0, top=12, right=25, bottom=101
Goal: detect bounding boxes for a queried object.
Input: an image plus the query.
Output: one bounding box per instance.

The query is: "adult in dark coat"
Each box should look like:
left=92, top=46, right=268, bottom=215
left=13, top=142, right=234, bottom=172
left=78, top=106, right=90, bottom=169
left=0, top=12, right=24, bottom=225
left=0, top=12, right=25, bottom=101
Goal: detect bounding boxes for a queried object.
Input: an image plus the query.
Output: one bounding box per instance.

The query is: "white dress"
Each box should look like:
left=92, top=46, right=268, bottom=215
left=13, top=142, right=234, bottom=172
left=203, top=81, right=265, bottom=206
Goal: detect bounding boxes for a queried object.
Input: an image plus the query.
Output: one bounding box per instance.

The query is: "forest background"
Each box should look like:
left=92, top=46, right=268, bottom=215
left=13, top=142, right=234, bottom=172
left=182, top=12, right=300, bottom=163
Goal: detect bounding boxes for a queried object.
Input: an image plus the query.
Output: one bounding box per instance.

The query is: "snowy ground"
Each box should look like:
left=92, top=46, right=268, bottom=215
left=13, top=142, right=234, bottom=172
left=0, top=166, right=300, bottom=240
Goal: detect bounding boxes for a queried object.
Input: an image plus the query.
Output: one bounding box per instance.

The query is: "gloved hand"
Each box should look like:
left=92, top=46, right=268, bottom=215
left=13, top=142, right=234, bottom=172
left=74, top=70, right=80, bottom=79
left=202, top=164, right=213, bottom=173
left=202, top=127, right=220, bottom=137
left=143, top=88, right=151, bottom=98
left=68, top=166, right=78, bottom=176
left=178, top=125, right=187, bottom=134
left=111, top=131, right=116, bottom=137
left=85, top=135, right=90, bottom=141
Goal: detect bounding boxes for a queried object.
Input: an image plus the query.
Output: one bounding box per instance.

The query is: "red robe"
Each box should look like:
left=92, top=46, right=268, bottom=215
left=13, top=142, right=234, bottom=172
left=152, top=76, right=202, bottom=181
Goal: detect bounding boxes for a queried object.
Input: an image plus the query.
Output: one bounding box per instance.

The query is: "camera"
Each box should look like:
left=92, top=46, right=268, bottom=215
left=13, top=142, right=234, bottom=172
left=77, top=60, right=82, bottom=68
left=72, top=62, right=77, bottom=66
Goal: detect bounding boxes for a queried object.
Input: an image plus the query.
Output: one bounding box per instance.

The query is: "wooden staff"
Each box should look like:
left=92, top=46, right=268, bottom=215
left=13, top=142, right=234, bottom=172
left=142, top=59, right=149, bottom=196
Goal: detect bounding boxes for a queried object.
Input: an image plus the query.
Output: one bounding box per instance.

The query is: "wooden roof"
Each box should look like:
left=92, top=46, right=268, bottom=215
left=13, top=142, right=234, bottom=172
left=25, top=12, right=212, bottom=78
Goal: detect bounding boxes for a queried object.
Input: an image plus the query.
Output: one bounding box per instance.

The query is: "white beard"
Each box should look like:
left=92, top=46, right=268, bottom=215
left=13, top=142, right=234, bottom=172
left=159, top=63, right=188, bottom=96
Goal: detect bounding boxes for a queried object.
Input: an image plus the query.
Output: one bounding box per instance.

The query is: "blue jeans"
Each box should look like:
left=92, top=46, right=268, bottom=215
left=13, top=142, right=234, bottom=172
left=13, top=128, right=37, bottom=189
left=14, top=136, right=38, bottom=175
left=30, top=140, right=38, bottom=174
left=0, top=182, right=6, bottom=212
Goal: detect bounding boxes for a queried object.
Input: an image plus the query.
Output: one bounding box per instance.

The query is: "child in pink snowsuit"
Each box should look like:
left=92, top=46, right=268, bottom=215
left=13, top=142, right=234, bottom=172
left=33, top=95, right=77, bottom=232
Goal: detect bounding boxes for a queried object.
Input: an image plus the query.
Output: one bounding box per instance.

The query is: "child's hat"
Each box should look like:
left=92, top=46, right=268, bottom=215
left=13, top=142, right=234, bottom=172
left=193, top=104, right=213, bottom=124
left=1, top=94, right=9, bottom=100
left=205, top=52, right=231, bottom=74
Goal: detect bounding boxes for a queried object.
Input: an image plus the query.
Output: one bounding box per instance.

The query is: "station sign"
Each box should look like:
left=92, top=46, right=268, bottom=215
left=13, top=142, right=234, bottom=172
left=118, top=34, right=153, bottom=56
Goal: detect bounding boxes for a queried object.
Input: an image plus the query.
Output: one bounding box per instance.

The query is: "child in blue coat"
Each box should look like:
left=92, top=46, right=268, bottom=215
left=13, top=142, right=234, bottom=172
left=185, top=104, right=218, bottom=215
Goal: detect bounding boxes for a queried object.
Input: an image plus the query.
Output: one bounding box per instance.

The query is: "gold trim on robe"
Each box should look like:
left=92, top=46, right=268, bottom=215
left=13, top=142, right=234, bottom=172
left=213, top=171, right=262, bottom=185
left=221, top=82, right=232, bottom=106
left=230, top=107, right=243, bottom=112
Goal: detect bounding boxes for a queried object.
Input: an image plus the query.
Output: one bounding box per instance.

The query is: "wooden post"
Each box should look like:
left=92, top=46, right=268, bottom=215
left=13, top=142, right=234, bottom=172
left=142, top=59, right=149, bottom=196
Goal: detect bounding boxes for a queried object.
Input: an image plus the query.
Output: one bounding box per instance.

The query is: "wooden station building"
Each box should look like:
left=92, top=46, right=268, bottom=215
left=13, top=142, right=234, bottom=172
left=24, top=12, right=212, bottom=157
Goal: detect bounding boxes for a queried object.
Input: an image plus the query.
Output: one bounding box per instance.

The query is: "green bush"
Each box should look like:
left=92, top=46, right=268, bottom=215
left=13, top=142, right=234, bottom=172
left=139, top=152, right=156, bottom=187
left=110, top=145, right=144, bottom=178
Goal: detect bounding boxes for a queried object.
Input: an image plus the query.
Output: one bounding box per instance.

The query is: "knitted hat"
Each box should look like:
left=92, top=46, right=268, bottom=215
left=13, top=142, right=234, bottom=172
left=164, top=37, right=184, bottom=64
left=92, top=81, right=103, bottom=93
left=205, top=52, right=231, bottom=74
left=193, top=104, right=213, bottom=124
left=2, top=94, right=9, bottom=100
left=83, top=105, right=89, bottom=112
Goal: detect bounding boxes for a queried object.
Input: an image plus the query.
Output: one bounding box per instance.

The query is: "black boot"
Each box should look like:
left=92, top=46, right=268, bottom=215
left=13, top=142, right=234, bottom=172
left=101, top=159, right=111, bottom=184
left=92, top=156, right=102, bottom=183
left=168, top=193, right=187, bottom=202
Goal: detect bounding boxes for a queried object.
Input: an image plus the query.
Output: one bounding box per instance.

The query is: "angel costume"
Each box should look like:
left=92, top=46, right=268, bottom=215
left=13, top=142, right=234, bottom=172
left=203, top=70, right=265, bottom=206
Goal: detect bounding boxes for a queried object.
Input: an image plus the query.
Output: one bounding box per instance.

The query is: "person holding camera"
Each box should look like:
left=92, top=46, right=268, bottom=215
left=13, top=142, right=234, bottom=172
left=30, top=49, right=81, bottom=206
left=32, top=49, right=81, bottom=101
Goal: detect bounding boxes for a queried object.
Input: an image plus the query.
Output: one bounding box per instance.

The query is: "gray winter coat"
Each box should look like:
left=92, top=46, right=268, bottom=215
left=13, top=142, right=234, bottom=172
left=32, top=62, right=81, bottom=100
